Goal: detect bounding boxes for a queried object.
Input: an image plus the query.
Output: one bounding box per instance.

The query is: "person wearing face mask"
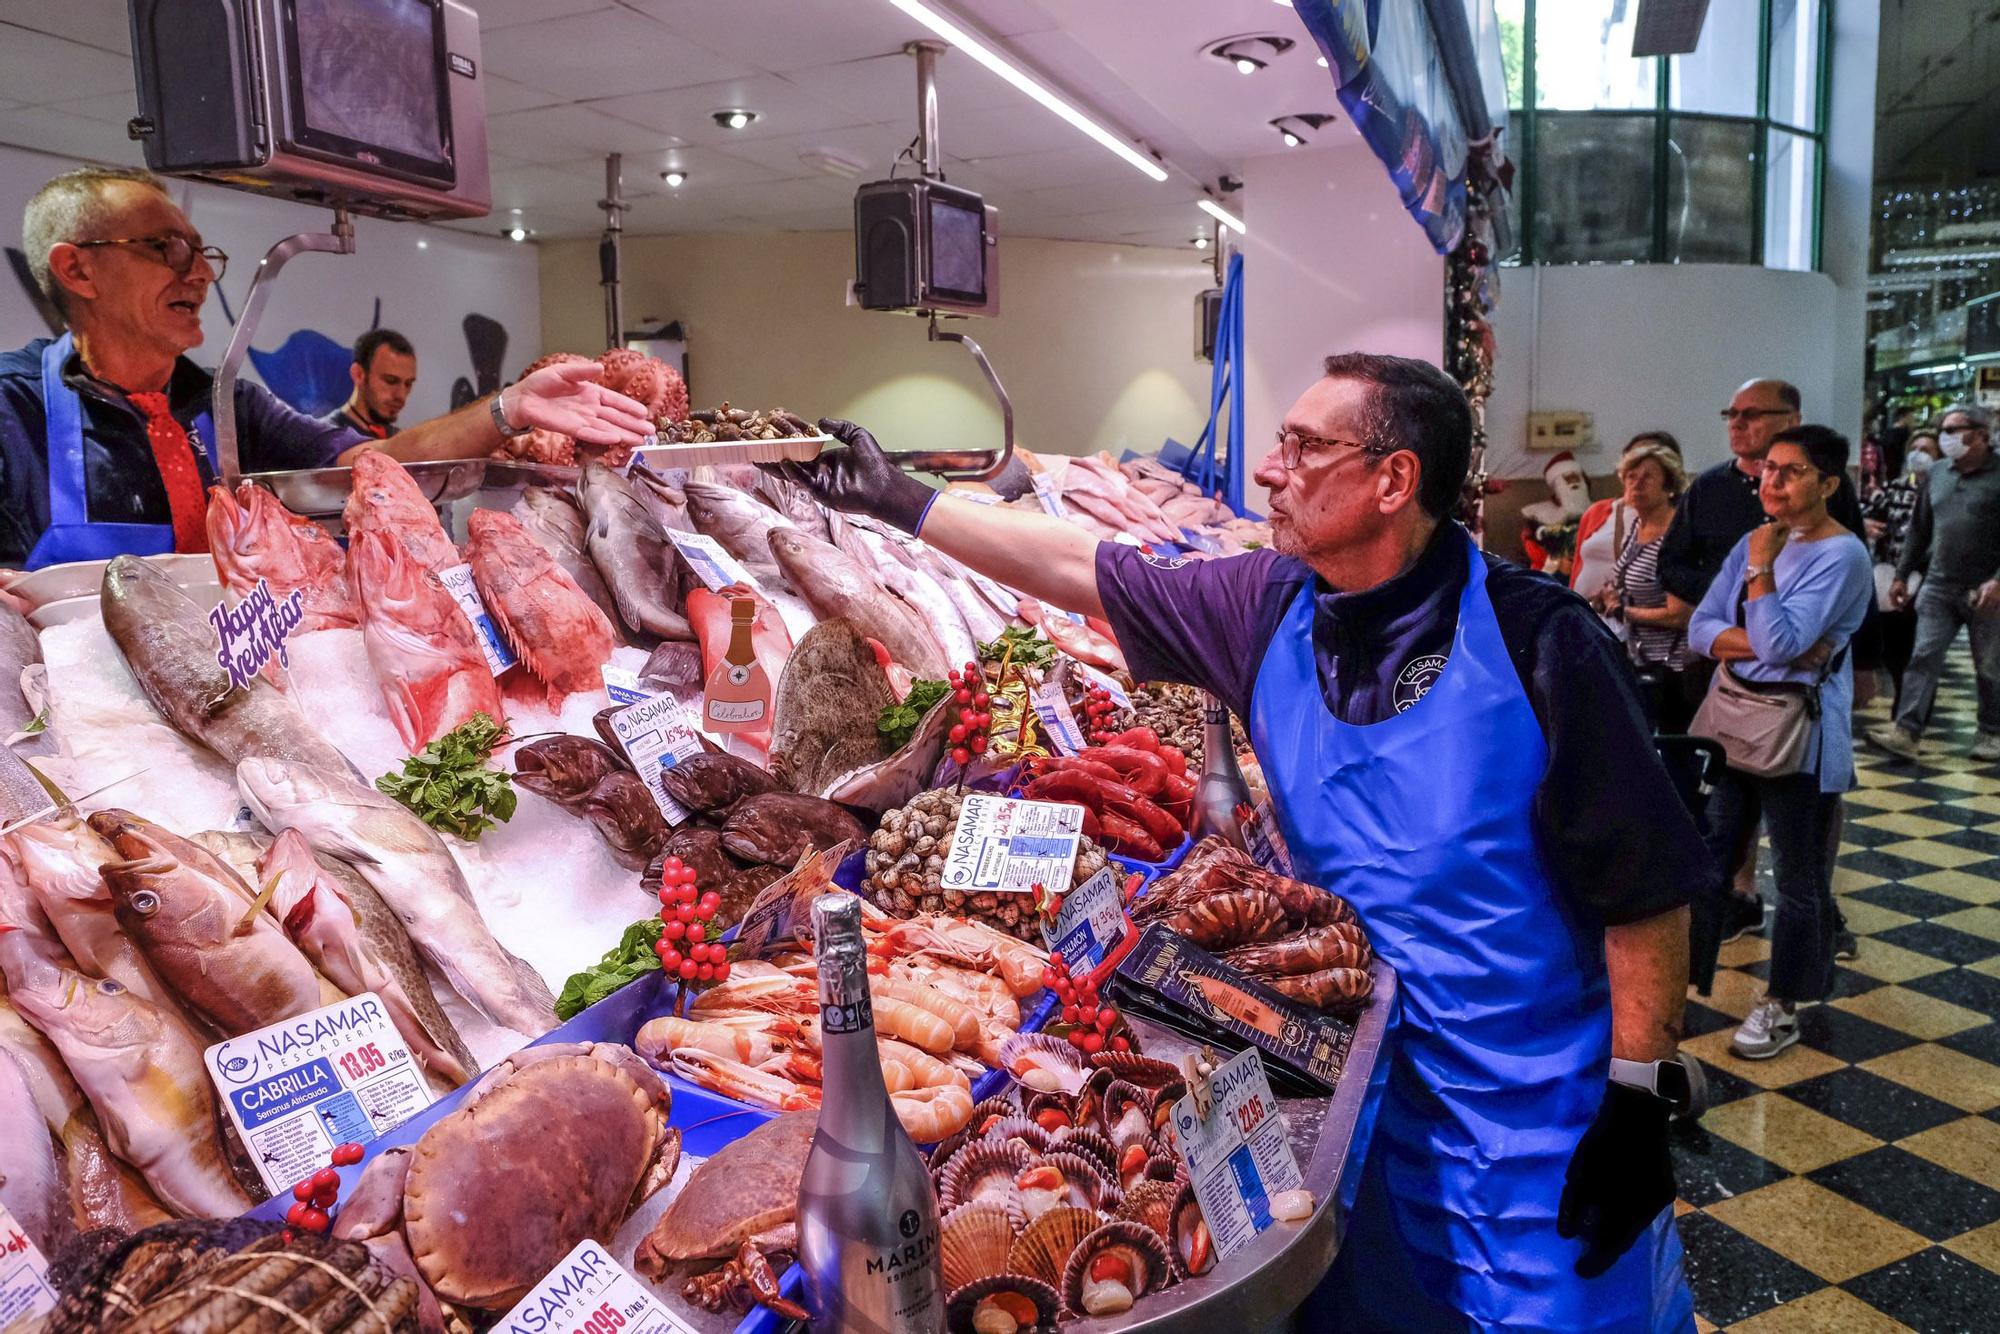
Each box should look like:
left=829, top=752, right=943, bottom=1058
left=1869, top=405, right=2000, bottom=762
left=1862, top=430, right=1940, bottom=709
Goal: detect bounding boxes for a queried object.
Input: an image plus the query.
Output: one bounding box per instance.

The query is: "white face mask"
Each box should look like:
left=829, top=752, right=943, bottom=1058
left=1940, top=431, right=1972, bottom=461
left=1909, top=451, right=1936, bottom=476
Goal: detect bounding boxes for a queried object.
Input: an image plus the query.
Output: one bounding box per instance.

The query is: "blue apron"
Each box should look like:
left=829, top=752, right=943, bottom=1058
left=1251, top=531, right=1692, bottom=1332
left=26, top=333, right=217, bottom=570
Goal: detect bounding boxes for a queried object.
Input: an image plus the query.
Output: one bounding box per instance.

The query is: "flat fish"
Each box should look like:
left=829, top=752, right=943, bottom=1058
left=767, top=619, right=898, bottom=797
left=578, top=462, right=695, bottom=642
left=767, top=529, right=949, bottom=680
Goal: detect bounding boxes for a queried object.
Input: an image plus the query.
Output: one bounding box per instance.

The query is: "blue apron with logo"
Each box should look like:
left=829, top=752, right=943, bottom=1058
left=27, top=333, right=217, bottom=570
left=1250, top=530, right=1692, bottom=1332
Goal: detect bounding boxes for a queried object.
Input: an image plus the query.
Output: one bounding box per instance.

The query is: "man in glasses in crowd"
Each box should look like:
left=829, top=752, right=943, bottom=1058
left=0, top=165, right=653, bottom=569
left=777, top=353, right=1711, bottom=1331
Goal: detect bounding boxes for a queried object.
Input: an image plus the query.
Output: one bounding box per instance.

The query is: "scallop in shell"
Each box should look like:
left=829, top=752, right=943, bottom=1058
left=1024, top=1090, right=1075, bottom=1133
left=1015, top=1150, right=1119, bottom=1221
left=1006, top=1205, right=1098, bottom=1288
left=1047, top=1126, right=1116, bottom=1177
left=1061, top=1219, right=1173, bottom=1317
left=939, top=1139, right=1034, bottom=1212
left=933, top=1096, right=1020, bottom=1169
left=980, top=1116, right=1053, bottom=1155
left=941, top=1201, right=1020, bottom=1292
left=1168, top=1181, right=1215, bottom=1278
left=945, top=1273, right=1060, bottom=1334
left=1100, top=1079, right=1153, bottom=1154
left=1089, top=1050, right=1183, bottom=1089
left=1117, top=1178, right=1181, bottom=1240
left=999, top=1032, right=1089, bottom=1096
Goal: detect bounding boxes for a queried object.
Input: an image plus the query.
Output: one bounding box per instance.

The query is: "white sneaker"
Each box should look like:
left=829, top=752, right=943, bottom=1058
left=1732, top=998, right=1799, bottom=1060
left=1866, top=724, right=1921, bottom=761
left=1972, top=733, right=2000, bottom=763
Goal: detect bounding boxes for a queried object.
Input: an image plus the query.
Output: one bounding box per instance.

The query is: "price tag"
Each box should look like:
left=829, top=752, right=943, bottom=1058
left=600, top=664, right=651, bottom=708
left=0, top=1203, right=55, bottom=1328
left=1041, top=865, right=1127, bottom=971
left=1078, top=665, right=1131, bottom=711
left=1027, top=678, right=1086, bottom=755
left=1029, top=473, right=1066, bottom=517
left=1179, top=527, right=1225, bottom=555
left=208, top=576, right=306, bottom=691
left=493, top=1239, right=700, bottom=1334
left=1240, top=793, right=1297, bottom=878
left=607, top=693, right=706, bottom=823
left=204, top=993, right=435, bottom=1197
left=664, top=529, right=763, bottom=594
left=437, top=564, right=518, bottom=677
left=1168, top=1046, right=1303, bottom=1261
left=967, top=569, right=1023, bottom=621
left=941, top=793, right=1083, bottom=895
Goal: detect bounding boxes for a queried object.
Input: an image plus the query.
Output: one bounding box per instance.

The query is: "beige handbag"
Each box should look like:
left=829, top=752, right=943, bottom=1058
left=1688, top=664, right=1818, bottom=777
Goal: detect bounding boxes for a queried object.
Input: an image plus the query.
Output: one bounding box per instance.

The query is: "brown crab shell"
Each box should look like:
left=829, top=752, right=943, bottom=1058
left=638, top=1111, right=816, bottom=1270
left=1048, top=1127, right=1117, bottom=1177
left=939, top=1139, right=1035, bottom=1213
left=1061, top=1219, right=1174, bottom=1318
left=1169, top=1182, right=1216, bottom=1278
left=945, top=1273, right=1061, bottom=1333
left=1007, top=1205, right=1100, bottom=1288
left=941, top=1201, right=1021, bottom=1292
left=402, top=1052, right=665, bottom=1309
left=1089, top=1050, right=1183, bottom=1090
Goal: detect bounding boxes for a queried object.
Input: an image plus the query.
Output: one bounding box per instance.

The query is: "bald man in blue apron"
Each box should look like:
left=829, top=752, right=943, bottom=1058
left=778, top=353, right=1713, bottom=1330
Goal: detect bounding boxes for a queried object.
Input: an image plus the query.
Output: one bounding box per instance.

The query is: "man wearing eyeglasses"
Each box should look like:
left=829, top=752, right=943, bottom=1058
left=0, top=165, right=654, bottom=569
left=776, top=353, right=1708, bottom=1332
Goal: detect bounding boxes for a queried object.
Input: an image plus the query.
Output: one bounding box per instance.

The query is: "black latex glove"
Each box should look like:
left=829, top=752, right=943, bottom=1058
left=762, top=418, right=935, bottom=534
left=1556, top=1082, right=1676, bottom=1279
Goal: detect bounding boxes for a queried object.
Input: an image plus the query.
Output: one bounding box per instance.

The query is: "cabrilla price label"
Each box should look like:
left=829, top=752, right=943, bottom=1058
left=209, top=577, right=305, bottom=690
left=494, top=1239, right=699, bottom=1334
left=204, top=993, right=435, bottom=1197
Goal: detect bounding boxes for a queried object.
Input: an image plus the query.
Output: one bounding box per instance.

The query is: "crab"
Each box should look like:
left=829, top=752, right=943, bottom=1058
left=635, top=1109, right=818, bottom=1318
left=333, top=1042, right=679, bottom=1319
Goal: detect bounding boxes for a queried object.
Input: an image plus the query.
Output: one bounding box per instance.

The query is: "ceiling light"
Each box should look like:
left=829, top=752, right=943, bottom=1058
left=1206, top=36, right=1294, bottom=76
left=1198, top=199, right=1245, bottom=234
left=510, top=207, right=522, bottom=215
left=712, top=109, right=757, bottom=130
left=661, top=170, right=687, bottom=187
left=1317, top=55, right=1329, bottom=67
left=1194, top=235, right=1210, bottom=249
left=505, top=226, right=529, bottom=242
left=416, top=238, right=428, bottom=249
left=1269, top=113, right=1336, bottom=148
left=884, top=0, right=1169, bottom=181
left=799, top=147, right=866, bottom=179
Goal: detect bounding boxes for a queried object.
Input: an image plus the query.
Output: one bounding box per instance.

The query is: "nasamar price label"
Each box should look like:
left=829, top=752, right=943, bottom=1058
left=664, top=529, right=763, bottom=595
left=438, top=564, right=518, bottom=677
left=1041, top=865, right=1127, bottom=971
left=1169, top=1046, right=1303, bottom=1262
left=1027, top=678, right=1086, bottom=755
left=1029, top=472, right=1067, bottom=518
left=0, top=1203, right=55, bottom=1328
left=1078, top=664, right=1132, bottom=711
left=608, top=692, right=706, bottom=823
left=494, top=1239, right=699, bottom=1334
left=600, top=664, right=651, bottom=708
left=205, top=993, right=435, bottom=1197
left=941, top=793, right=1084, bottom=895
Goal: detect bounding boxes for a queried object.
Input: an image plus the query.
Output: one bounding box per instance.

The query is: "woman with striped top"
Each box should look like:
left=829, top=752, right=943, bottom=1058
left=1594, top=441, right=1700, bottom=730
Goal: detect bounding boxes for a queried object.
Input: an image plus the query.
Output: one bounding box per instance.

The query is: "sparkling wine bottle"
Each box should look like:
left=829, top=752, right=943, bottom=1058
left=702, top=596, right=770, bottom=733
left=1190, top=691, right=1252, bottom=850
left=797, top=893, right=944, bottom=1332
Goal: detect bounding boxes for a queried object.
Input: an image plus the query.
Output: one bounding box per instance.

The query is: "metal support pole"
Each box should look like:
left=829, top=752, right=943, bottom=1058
left=211, top=206, right=355, bottom=484
left=600, top=153, right=625, bottom=349
left=882, top=313, right=1015, bottom=480
left=908, top=40, right=946, bottom=178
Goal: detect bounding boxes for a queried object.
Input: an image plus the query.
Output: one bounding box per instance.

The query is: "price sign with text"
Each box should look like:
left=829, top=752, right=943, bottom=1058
left=438, top=564, right=518, bottom=677
left=941, top=793, right=1084, bottom=895
left=1027, top=678, right=1086, bottom=755
left=607, top=693, right=706, bottom=823
left=205, top=993, right=435, bottom=1197
left=1168, top=1046, right=1303, bottom=1262
left=664, top=529, right=763, bottom=595
left=494, top=1239, right=700, bottom=1334
left=1041, top=865, right=1127, bottom=971
left=0, top=1204, right=54, bottom=1328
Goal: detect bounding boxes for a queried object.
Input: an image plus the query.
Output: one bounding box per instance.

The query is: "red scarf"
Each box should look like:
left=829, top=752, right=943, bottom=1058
left=125, top=391, right=209, bottom=554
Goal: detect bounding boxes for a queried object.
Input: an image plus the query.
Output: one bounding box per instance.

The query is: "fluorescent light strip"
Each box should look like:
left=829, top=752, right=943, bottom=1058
left=883, top=0, right=1169, bottom=182
left=1199, top=199, right=1246, bottom=234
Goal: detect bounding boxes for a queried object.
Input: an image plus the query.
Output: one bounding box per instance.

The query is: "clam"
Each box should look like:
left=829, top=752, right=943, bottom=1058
left=941, top=1201, right=1020, bottom=1291
left=945, top=1273, right=1060, bottom=1333
left=1007, top=1205, right=1098, bottom=1287
left=1061, top=1219, right=1173, bottom=1317
left=939, top=1139, right=1034, bottom=1212
left=1169, top=1182, right=1215, bottom=1277
left=999, top=1032, right=1089, bottom=1096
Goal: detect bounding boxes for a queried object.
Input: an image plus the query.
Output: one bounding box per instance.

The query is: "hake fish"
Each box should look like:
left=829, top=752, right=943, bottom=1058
left=512, top=486, right=623, bottom=631
left=257, top=828, right=476, bottom=1088
left=767, top=528, right=949, bottom=680
left=577, top=462, right=694, bottom=642
left=100, top=554, right=356, bottom=775
left=348, top=528, right=505, bottom=753
left=235, top=757, right=557, bottom=1039
left=467, top=508, right=617, bottom=703
left=0, top=928, right=252, bottom=1218
left=91, top=809, right=323, bottom=1036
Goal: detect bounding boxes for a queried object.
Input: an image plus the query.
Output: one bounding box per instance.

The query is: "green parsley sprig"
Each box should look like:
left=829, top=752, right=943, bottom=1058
left=978, top=625, right=1054, bottom=670
left=374, top=712, right=517, bottom=840
left=877, top=678, right=950, bottom=749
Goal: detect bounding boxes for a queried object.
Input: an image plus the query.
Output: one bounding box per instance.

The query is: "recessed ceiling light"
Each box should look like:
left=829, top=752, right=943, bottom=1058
left=1270, top=113, right=1337, bottom=148
left=712, top=109, right=757, bottom=130
left=1317, top=55, right=1328, bottom=67
left=1198, top=199, right=1245, bottom=234
left=505, top=226, right=529, bottom=242
left=416, top=238, right=428, bottom=249
left=1194, top=235, right=1210, bottom=249
left=1206, top=36, right=1294, bottom=76
left=661, top=170, right=687, bottom=187
left=510, top=207, right=522, bottom=215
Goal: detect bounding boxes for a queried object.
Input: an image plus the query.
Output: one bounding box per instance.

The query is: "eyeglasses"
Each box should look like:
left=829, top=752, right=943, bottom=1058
left=73, top=234, right=227, bottom=282
left=1274, top=427, right=1379, bottom=470
left=1758, top=460, right=1823, bottom=484
left=1720, top=407, right=1793, bottom=422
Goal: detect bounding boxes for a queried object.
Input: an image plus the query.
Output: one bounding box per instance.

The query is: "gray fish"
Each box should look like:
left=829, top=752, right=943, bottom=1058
left=767, top=529, right=950, bottom=680
left=842, top=521, right=978, bottom=669
left=0, top=1049, right=62, bottom=1253
left=512, top=486, right=624, bottom=634
left=235, top=757, right=557, bottom=1039
left=630, top=466, right=696, bottom=533
left=99, top=555, right=355, bottom=775
left=757, top=469, right=831, bottom=543
left=0, top=595, right=50, bottom=754
left=682, top=478, right=797, bottom=589
left=768, top=619, right=898, bottom=797
left=577, top=462, right=694, bottom=642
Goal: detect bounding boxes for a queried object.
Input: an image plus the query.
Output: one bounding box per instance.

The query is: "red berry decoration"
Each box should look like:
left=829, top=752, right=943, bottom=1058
left=331, top=1143, right=364, bottom=1167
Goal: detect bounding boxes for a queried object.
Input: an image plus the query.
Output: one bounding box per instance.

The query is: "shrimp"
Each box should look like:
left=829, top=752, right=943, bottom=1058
left=892, top=1083, right=975, bottom=1143
left=668, top=1048, right=819, bottom=1113
left=872, top=996, right=955, bottom=1054
left=908, top=962, right=1019, bottom=1029
left=635, top=1015, right=775, bottom=1069
left=873, top=975, right=979, bottom=1049
left=878, top=1037, right=970, bottom=1093
left=688, top=972, right=814, bottom=1019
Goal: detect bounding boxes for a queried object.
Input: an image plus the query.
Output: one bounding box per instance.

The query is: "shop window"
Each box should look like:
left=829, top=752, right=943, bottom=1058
left=1532, top=0, right=1654, bottom=109
left=1667, top=117, right=1757, bottom=264
left=1532, top=115, right=1655, bottom=264
left=1764, top=130, right=1819, bottom=271
left=1668, top=3, right=1759, bottom=117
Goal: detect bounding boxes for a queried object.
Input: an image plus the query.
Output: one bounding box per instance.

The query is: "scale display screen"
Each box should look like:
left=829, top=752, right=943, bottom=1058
left=285, top=0, right=454, bottom=183
left=928, top=192, right=987, bottom=302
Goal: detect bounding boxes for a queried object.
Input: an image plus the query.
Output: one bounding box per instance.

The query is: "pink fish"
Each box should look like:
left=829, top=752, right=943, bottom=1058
left=342, top=449, right=460, bottom=575
left=348, top=529, right=504, bottom=752
left=205, top=483, right=359, bottom=630
left=465, top=509, right=616, bottom=703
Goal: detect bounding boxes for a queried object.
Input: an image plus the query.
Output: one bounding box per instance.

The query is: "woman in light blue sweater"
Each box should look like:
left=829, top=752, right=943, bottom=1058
left=1688, top=425, right=1874, bottom=1060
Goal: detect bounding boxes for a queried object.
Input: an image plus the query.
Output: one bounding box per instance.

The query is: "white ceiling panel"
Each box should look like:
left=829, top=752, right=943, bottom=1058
left=966, top=145, right=1134, bottom=190
left=487, top=164, right=610, bottom=213
left=619, top=0, right=916, bottom=72
left=0, top=2, right=129, bottom=54
left=933, top=106, right=1095, bottom=159
left=572, top=144, right=791, bottom=194
left=1026, top=173, right=1191, bottom=216
left=483, top=75, right=568, bottom=117
left=474, top=0, right=615, bottom=29
left=481, top=7, right=750, bottom=99
left=713, top=176, right=862, bottom=215
left=0, top=25, right=139, bottom=104
left=709, top=123, right=916, bottom=179
left=0, top=105, right=142, bottom=166
left=42, top=92, right=138, bottom=127
left=592, top=73, right=868, bottom=145
left=781, top=51, right=1022, bottom=126
left=486, top=105, right=684, bottom=165
left=954, top=0, right=1066, bottom=38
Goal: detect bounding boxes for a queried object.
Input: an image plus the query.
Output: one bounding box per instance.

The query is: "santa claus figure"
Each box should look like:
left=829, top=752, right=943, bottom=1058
left=1519, top=450, right=1592, bottom=575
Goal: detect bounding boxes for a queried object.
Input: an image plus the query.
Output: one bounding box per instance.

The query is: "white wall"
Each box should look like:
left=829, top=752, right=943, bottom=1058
left=1822, top=0, right=1879, bottom=440
left=1241, top=133, right=1448, bottom=477
left=0, top=141, right=539, bottom=422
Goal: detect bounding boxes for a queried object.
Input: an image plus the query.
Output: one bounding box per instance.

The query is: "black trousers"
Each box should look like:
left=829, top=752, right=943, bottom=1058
left=1690, top=768, right=1839, bottom=1002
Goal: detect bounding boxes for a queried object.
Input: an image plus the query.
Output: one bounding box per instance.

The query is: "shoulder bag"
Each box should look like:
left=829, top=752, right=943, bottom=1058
left=1689, top=578, right=1842, bottom=777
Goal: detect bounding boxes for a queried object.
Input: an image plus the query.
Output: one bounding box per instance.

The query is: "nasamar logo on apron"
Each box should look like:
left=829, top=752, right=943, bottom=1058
left=1392, top=654, right=1449, bottom=713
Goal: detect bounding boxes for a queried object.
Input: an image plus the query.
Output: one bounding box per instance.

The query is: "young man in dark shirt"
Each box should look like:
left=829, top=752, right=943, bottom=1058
left=327, top=329, right=417, bottom=439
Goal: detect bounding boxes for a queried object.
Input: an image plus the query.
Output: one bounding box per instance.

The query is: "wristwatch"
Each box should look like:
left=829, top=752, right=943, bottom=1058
left=1610, top=1054, right=1704, bottom=1117
left=1743, top=561, right=1773, bottom=584
left=488, top=389, right=531, bottom=439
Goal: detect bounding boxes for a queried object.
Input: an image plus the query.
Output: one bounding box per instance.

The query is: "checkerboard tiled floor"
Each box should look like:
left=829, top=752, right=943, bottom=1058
left=1676, top=659, right=2000, bottom=1332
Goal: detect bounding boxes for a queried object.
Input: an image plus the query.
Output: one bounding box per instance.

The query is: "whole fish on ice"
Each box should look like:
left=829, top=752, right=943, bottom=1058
left=235, top=757, right=557, bottom=1039
left=0, top=928, right=252, bottom=1218
left=91, top=809, right=323, bottom=1036
left=7, top=813, right=176, bottom=1006
left=767, top=528, right=949, bottom=679
left=0, top=593, right=50, bottom=754
left=342, top=448, right=460, bottom=575
left=205, top=482, right=359, bottom=630
left=100, top=555, right=356, bottom=774
left=841, top=521, right=978, bottom=669
left=466, top=508, right=616, bottom=703
left=257, top=828, right=476, bottom=1087
left=682, top=478, right=796, bottom=591
left=511, top=486, right=623, bottom=631
left=0, top=1048, right=62, bottom=1252
left=577, top=462, right=694, bottom=642
left=348, top=528, right=505, bottom=753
